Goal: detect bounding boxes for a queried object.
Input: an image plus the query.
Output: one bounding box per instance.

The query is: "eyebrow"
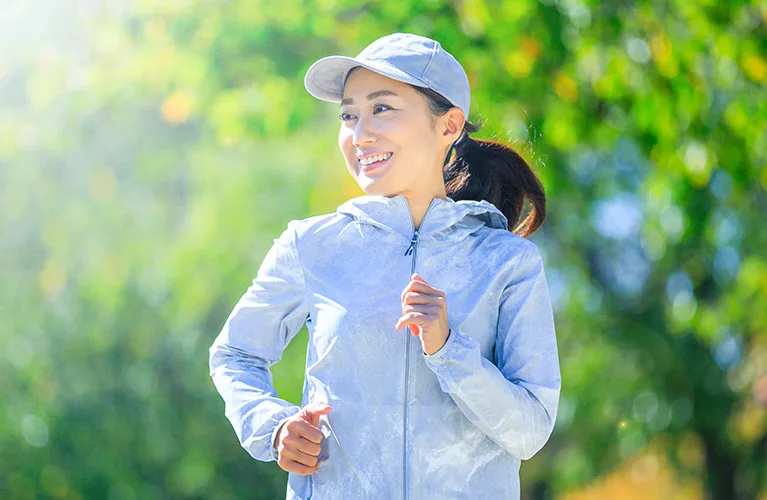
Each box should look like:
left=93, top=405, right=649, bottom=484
left=340, top=90, right=399, bottom=106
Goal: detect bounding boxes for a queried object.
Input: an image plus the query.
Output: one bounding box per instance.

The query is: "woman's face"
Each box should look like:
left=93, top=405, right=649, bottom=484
left=338, top=67, right=448, bottom=197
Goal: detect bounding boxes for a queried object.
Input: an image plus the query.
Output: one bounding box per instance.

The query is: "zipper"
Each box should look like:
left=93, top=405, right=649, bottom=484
left=404, top=233, right=417, bottom=256
left=402, top=197, right=438, bottom=500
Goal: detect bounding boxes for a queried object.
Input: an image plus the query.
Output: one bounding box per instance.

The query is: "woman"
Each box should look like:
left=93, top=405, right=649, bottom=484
left=209, top=32, right=561, bottom=499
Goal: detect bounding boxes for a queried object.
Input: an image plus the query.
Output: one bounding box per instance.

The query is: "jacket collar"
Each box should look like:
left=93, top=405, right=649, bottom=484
left=336, top=194, right=508, bottom=246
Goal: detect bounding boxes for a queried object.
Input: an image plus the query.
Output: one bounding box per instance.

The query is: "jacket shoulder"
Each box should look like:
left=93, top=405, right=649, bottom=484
left=474, top=227, right=546, bottom=283
left=478, top=226, right=538, bottom=256
left=285, top=211, right=352, bottom=242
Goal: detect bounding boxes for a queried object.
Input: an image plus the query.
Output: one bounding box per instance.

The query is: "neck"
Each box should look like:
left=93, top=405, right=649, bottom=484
left=400, top=188, right=448, bottom=231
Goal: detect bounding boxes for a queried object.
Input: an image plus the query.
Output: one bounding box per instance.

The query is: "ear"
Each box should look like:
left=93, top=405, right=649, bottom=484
left=441, top=107, right=466, bottom=146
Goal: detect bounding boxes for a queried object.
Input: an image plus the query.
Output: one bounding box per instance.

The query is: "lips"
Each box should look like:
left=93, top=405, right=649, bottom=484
left=357, top=151, right=393, bottom=163
left=359, top=153, right=393, bottom=173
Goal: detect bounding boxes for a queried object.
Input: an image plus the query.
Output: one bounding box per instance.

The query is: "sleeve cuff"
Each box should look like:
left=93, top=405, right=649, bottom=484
left=269, top=409, right=299, bottom=461
left=422, top=328, right=484, bottom=394
left=423, top=328, right=458, bottom=360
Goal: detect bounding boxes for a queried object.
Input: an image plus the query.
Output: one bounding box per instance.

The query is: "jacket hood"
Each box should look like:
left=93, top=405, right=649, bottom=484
left=336, top=194, right=508, bottom=246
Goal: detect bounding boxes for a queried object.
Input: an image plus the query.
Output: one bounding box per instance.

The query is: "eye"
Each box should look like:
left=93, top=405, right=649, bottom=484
left=338, top=103, right=394, bottom=122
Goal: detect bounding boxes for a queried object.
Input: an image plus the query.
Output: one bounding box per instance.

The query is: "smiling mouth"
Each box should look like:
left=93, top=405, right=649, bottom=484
left=359, top=153, right=393, bottom=172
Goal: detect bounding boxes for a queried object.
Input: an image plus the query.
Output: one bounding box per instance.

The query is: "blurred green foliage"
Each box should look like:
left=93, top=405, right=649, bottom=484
left=1, top=0, right=765, bottom=499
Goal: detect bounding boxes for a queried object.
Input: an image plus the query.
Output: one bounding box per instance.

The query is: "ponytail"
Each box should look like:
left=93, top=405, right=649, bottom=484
left=446, top=133, right=546, bottom=238
left=411, top=86, right=547, bottom=238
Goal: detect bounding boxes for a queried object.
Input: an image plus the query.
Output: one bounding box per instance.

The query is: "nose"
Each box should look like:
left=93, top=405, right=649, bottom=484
left=352, top=114, right=376, bottom=147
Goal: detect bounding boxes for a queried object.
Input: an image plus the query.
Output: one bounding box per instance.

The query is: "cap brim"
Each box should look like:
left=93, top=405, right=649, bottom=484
left=304, top=55, right=429, bottom=103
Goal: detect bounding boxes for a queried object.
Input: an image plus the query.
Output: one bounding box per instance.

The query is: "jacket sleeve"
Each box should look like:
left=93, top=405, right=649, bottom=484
left=423, top=241, right=561, bottom=460
left=208, top=220, right=308, bottom=462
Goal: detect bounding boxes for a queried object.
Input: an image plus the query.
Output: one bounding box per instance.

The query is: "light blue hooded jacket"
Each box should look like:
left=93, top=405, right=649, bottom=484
left=208, top=193, right=561, bottom=499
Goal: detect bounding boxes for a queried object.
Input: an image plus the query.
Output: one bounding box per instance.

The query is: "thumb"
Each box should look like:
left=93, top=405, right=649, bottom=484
left=301, top=402, right=332, bottom=427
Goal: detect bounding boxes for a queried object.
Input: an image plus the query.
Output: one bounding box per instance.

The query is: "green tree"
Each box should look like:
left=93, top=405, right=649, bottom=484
left=1, top=0, right=765, bottom=499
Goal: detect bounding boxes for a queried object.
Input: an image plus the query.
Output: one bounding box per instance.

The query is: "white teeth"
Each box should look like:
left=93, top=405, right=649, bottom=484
left=359, top=152, right=392, bottom=165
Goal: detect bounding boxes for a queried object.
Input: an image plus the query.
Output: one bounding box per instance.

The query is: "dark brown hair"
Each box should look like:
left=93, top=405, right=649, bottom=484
left=411, top=85, right=546, bottom=238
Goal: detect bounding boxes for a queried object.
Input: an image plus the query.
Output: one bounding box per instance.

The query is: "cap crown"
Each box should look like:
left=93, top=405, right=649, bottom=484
left=356, top=33, right=471, bottom=118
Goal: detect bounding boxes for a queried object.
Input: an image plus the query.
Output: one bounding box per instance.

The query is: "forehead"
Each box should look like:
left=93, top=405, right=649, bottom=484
left=342, top=67, right=415, bottom=100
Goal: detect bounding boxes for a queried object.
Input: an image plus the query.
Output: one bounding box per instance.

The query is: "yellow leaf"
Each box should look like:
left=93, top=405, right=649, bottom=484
left=554, top=72, right=579, bottom=103
left=161, top=91, right=192, bottom=124
left=742, top=53, right=767, bottom=83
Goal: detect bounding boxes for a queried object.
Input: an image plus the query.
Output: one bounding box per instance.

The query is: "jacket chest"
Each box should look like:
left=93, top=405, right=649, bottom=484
left=303, top=243, right=502, bottom=362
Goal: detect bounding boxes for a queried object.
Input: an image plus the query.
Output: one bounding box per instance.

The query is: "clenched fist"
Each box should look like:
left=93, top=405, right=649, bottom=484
left=395, top=273, right=451, bottom=356
left=273, top=402, right=332, bottom=475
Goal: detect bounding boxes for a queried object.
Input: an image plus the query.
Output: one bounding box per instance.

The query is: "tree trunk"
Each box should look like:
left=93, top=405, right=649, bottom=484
left=702, top=433, right=737, bottom=500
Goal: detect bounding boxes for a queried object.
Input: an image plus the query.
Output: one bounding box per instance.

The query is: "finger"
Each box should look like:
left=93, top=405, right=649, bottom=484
left=395, top=311, right=431, bottom=331
left=401, top=280, right=444, bottom=302
left=395, top=310, right=423, bottom=329
left=401, top=281, right=431, bottom=303
left=280, top=457, right=319, bottom=475
left=402, top=302, right=442, bottom=314
left=290, top=419, right=324, bottom=444
left=412, top=273, right=427, bottom=283
left=282, top=446, right=319, bottom=467
left=402, top=292, right=445, bottom=307
left=281, top=431, right=322, bottom=455
left=402, top=304, right=441, bottom=317
left=402, top=291, right=433, bottom=305
left=294, top=436, right=322, bottom=457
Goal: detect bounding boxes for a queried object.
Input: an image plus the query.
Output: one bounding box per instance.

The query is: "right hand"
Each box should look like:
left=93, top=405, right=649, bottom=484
left=274, top=402, right=332, bottom=475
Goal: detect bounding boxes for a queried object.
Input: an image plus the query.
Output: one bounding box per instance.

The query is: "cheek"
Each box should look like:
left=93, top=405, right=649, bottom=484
left=396, top=126, right=431, bottom=161
left=338, top=129, right=358, bottom=176
left=338, top=128, right=354, bottom=155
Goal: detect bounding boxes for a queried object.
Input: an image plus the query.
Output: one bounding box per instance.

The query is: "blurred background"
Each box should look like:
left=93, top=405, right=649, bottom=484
left=1, top=0, right=766, bottom=498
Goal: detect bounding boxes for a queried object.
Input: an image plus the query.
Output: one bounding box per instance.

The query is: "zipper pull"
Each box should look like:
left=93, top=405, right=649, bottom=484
left=404, top=230, right=418, bottom=256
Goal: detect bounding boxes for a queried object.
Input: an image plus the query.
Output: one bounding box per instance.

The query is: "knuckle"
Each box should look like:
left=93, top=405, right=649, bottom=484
left=302, top=443, right=317, bottom=456
left=300, top=464, right=314, bottom=476
left=288, top=463, right=300, bottom=473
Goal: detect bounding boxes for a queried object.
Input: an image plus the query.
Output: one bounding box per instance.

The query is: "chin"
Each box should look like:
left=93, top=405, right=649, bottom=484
left=358, top=183, right=382, bottom=195
left=357, top=181, right=392, bottom=196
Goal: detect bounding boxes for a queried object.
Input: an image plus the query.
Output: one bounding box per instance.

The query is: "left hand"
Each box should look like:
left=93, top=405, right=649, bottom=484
left=394, top=273, right=451, bottom=356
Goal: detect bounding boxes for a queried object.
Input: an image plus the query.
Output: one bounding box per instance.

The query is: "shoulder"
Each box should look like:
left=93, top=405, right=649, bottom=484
left=276, top=211, right=355, bottom=257
left=477, top=226, right=540, bottom=261
left=474, top=227, right=547, bottom=285
left=285, top=212, right=351, bottom=240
